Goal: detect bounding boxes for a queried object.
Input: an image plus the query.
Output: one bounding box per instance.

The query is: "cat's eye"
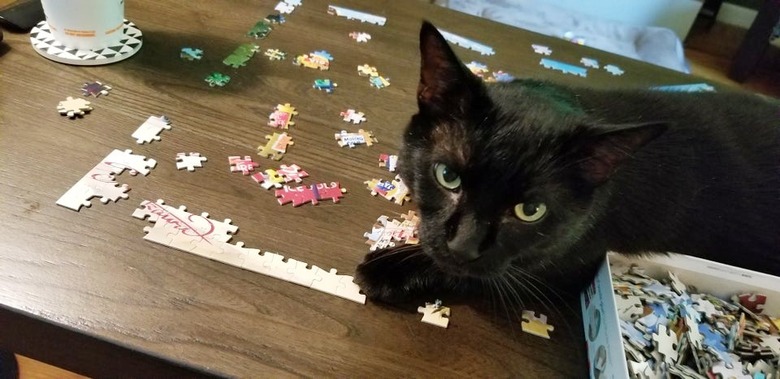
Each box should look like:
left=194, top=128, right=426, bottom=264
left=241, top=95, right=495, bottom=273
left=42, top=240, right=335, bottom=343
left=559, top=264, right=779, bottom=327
left=433, top=163, right=461, bottom=190
left=514, top=202, right=547, bottom=223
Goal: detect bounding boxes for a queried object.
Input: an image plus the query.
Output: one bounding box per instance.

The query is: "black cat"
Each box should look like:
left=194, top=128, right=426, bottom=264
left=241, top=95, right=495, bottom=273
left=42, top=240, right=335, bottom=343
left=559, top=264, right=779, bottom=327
left=355, top=21, right=780, bottom=303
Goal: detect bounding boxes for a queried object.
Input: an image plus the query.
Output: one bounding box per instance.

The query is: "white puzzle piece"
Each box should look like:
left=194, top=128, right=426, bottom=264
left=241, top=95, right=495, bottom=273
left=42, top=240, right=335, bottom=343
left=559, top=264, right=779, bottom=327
left=132, top=115, right=171, bottom=144
left=133, top=200, right=366, bottom=304
left=327, top=5, right=386, bottom=26
left=57, top=149, right=156, bottom=211
left=418, top=301, right=450, bottom=328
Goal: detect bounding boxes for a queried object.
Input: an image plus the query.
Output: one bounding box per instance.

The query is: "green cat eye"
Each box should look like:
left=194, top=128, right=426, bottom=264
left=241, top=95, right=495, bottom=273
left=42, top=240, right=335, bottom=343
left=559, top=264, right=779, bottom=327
left=514, top=202, right=547, bottom=223
left=433, top=163, right=461, bottom=190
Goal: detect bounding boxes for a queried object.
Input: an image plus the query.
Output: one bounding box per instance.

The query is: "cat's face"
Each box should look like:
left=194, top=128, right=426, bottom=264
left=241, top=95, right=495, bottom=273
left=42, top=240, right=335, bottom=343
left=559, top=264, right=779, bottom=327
left=400, top=22, right=665, bottom=279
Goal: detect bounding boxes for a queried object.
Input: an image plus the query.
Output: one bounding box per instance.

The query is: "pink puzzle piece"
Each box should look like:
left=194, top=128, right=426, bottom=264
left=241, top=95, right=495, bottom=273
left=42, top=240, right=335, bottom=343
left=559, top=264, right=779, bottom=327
left=251, top=169, right=285, bottom=190
left=275, top=182, right=346, bottom=206
left=277, top=164, right=308, bottom=183
left=228, top=155, right=260, bottom=175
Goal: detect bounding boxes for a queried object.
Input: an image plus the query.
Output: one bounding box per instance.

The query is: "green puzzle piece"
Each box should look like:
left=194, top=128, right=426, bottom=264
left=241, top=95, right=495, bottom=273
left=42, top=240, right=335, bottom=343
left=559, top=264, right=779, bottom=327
left=223, top=53, right=251, bottom=68
left=205, top=72, right=231, bottom=87
left=247, top=21, right=272, bottom=39
left=234, top=43, right=260, bottom=58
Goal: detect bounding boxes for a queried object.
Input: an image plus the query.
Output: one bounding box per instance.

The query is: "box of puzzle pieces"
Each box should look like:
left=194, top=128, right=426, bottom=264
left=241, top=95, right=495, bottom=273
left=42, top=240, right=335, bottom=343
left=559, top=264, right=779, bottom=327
left=581, top=252, right=780, bottom=378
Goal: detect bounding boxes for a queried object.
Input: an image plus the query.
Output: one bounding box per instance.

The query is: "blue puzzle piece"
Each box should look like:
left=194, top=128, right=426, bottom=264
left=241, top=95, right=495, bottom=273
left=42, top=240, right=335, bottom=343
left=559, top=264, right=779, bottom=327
left=643, top=282, right=676, bottom=299
left=620, top=320, right=650, bottom=347
left=637, top=313, right=667, bottom=335
left=699, top=323, right=727, bottom=352
left=649, top=302, right=669, bottom=317
left=650, top=83, right=716, bottom=93
left=492, top=71, right=516, bottom=82
left=311, top=50, right=333, bottom=61
left=539, top=58, right=587, bottom=77
left=180, top=47, right=203, bottom=61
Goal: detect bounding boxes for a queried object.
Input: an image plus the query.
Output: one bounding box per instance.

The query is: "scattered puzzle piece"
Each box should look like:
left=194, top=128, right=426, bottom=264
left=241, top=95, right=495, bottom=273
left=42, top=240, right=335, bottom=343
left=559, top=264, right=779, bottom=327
left=313, top=79, right=337, bottom=93
left=257, top=132, right=294, bottom=160
left=251, top=169, right=285, bottom=189
left=81, top=81, right=112, bottom=97
left=466, top=61, right=489, bottom=78
left=604, top=64, right=624, bottom=76
left=378, top=153, right=398, bottom=172
left=418, top=300, right=450, bottom=328
left=365, top=178, right=395, bottom=198
left=737, top=293, right=767, bottom=314
left=294, top=51, right=332, bottom=70
left=437, top=28, right=495, bottom=55
left=228, top=155, right=260, bottom=175
left=247, top=20, right=273, bottom=39
left=650, top=83, right=716, bottom=93
left=385, top=176, right=411, bottom=205
left=223, top=44, right=259, bottom=68
left=275, top=1, right=295, bottom=14
left=276, top=164, right=308, bottom=183
left=176, top=152, right=207, bottom=172
left=349, top=31, right=371, bottom=43
left=540, top=58, right=587, bottom=77
left=335, top=129, right=376, bottom=148
left=365, top=175, right=410, bottom=205
left=180, top=47, right=203, bottom=61
left=531, top=44, right=552, bottom=55
left=275, top=182, right=347, bottom=206
left=521, top=310, right=554, bottom=339
left=265, top=13, right=286, bottom=24
left=57, top=97, right=92, bottom=118
left=268, top=103, right=298, bottom=129
left=580, top=57, right=599, bottom=68
left=490, top=71, right=515, bottom=83
left=205, top=72, right=231, bottom=87
left=57, top=149, right=157, bottom=211
left=327, top=5, right=387, bottom=26
left=356, top=64, right=378, bottom=77
left=264, top=48, right=287, bottom=61
left=363, top=211, right=419, bottom=251
left=131, top=115, right=171, bottom=144
left=340, top=109, right=366, bottom=124
left=369, top=75, right=390, bottom=89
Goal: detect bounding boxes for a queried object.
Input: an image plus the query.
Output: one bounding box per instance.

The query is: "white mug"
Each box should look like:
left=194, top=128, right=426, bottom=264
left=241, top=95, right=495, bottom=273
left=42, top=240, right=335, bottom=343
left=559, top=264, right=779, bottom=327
left=40, top=0, right=125, bottom=50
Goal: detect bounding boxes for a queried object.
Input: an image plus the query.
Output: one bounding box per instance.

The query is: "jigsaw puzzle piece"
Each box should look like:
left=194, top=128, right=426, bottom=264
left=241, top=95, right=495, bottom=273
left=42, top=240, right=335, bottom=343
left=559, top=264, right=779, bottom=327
left=176, top=152, right=207, bottom=172
left=241, top=251, right=284, bottom=276
left=521, top=310, right=554, bottom=339
left=229, top=156, right=260, bottom=175
left=418, top=301, right=450, bottom=328
left=103, top=149, right=158, bottom=176
left=252, top=169, right=285, bottom=190
left=57, top=96, right=92, bottom=118
left=277, top=164, right=308, bottom=183
left=131, top=115, right=171, bottom=144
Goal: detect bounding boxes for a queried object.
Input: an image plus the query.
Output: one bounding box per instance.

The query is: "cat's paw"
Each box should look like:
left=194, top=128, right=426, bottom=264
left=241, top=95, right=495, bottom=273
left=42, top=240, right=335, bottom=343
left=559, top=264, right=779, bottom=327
left=355, top=245, right=433, bottom=304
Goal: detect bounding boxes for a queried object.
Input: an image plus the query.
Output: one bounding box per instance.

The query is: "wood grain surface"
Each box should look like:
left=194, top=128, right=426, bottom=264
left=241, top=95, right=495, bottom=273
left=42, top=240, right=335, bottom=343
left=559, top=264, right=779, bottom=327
left=0, top=0, right=702, bottom=377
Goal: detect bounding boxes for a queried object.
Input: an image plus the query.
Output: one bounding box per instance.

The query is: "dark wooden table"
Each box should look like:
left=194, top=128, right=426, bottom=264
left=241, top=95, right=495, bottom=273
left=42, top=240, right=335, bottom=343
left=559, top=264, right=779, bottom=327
left=0, top=0, right=708, bottom=376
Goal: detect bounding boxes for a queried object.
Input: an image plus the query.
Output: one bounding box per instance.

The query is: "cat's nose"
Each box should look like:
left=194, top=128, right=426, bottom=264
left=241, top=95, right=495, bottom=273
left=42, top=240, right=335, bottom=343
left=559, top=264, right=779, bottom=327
left=446, top=212, right=487, bottom=263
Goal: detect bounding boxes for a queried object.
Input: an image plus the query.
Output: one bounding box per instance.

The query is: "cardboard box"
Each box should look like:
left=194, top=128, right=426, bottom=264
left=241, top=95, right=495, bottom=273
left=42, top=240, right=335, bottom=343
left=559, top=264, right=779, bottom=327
left=580, top=252, right=780, bottom=378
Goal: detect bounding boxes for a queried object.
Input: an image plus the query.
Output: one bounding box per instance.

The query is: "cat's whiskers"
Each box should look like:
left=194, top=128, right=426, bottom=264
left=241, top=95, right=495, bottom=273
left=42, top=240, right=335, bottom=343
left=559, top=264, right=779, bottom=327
left=361, top=245, right=423, bottom=266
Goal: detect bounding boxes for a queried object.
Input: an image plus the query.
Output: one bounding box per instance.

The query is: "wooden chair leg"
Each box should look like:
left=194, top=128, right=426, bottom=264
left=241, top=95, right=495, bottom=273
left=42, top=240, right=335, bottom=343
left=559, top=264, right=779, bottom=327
left=729, top=0, right=780, bottom=82
left=0, top=351, right=19, bottom=379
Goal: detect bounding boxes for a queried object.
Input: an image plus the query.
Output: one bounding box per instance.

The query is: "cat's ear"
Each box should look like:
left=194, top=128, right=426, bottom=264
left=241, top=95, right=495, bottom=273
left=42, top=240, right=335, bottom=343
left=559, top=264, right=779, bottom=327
left=417, top=21, right=483, bottom=116
left=576, top=122, right=667, bottom=185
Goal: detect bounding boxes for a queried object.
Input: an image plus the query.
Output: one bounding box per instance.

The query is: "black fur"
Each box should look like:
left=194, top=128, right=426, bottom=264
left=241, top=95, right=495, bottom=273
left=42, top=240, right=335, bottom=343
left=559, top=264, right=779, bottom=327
left=355, top=21, right=780, bottom=303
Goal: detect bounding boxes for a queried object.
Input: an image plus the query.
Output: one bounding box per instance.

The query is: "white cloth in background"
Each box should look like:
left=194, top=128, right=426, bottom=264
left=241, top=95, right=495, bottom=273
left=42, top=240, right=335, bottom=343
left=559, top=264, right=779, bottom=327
left=435, top=0, right=690, bottom=73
